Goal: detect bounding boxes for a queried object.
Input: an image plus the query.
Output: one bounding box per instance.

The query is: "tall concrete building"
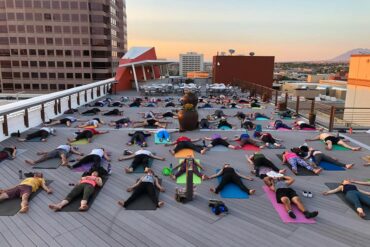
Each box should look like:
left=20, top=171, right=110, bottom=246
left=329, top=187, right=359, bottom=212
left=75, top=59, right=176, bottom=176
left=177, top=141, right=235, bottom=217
left=0, top=0, right=127, bottom=93
left=179, top=52, right=204, bottom=77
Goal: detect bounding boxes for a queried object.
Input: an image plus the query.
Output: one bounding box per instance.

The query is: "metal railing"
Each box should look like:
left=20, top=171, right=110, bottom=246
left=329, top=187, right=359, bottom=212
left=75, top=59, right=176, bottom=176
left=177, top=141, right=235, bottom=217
left=232, top=80, right=370, bottom=131
left=0, top=78, right=116, bottom=141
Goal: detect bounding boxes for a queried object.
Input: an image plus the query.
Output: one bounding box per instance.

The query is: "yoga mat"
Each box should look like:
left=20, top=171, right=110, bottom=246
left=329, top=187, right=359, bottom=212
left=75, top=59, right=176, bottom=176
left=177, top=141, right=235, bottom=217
left=237, top=142, right=261, bottom=152
left=256, top=117, right=270, bottom=121
left=219, top=126, right=232, bottom=130
left=25, top=137, right=43, bottom=142
left=321, top=141, right=350, bottom=151
left=277, top=128, right=291, bottom=131
left=81, top=112, right=96, bottom=116
left=125, top=179, right=161, bottom=210
left=72, top=162, right=93, bottom=172
left=83, top=125, right=97, bottom=129
left=132, top=158, right=153, bottom=173
left=0, top=180, right=52, bottom=216
left=325, top=183, right=370, bottom=220
left=176, top=159, right=202, bottom=185
left=60, top=177, right=108, bottom=212
left=263, top=186, right=316, bottom=224
left=0, top=149, right=28, bottom=163
left=216, top=169, right=249, bottom=199
left=174, top=149, right=195, bottom=158
left=71, top=138, right=90, bottom=145
left=210, top=145, right=229, bottom=152
left=154, top=135, right=171, bottom=144
left=317, top=161, right=345, bottom=171
left=33, top=159, right=61, bottom=169
left=276, top=154, right=316, bottom=176
left=266, top=144, right=286, bottom=149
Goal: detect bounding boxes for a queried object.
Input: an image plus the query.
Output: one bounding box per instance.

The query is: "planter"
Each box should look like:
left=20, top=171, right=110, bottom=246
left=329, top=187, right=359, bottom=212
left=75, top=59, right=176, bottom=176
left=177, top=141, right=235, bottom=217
left=277, top=102, right=287, bottom=111
left=178, top=110, right=199, bottom=131
left=262, top=93, right=269, bottom=102
left=309, top=113, right=316, bottom=125
left=182, top=92, right=198, bottom=107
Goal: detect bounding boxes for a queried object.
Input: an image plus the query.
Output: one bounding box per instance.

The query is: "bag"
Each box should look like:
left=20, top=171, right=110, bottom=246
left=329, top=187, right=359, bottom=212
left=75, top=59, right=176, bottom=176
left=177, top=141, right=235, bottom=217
left=175, top=188, right=187, bottom=203
left=208, top=199, right=228, bottom=215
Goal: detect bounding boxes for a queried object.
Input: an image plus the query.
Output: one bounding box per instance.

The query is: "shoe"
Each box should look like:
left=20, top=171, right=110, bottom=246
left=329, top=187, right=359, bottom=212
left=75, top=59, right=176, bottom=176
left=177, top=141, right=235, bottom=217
left=302, top=191, right=308, bottom=197
left=308, top=192, right=313, bottom=198
left=304, top=211, right=318, bottom=219
left=107, top=163, right=112, bottom=175
left=288, top=210, right=296, bottom=219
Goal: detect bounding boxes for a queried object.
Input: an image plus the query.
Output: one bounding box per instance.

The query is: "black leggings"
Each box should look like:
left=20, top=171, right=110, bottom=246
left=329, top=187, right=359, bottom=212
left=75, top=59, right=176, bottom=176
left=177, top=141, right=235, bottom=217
left=71, top=154, right=101, bottom=169
left=82, top=108, right=100, bottom=115
left=299, top=123, right=315, bottom=129
left=123, top=182, right=158, bottom=207
left=261, top=134, right=276, bottom=144
left=131, top=154, right=151, bottom=170
left=174, top=141, right=203, bottom=153
left=104, top=109, right=120, bottom=116
left=253, top=157, right=280, bottom=176
left=26, top=130, right=49, bottom=140
left=215, top=169, right=250, bottom=194
left=75, top=130, right=93, bottom=140
left=128, top=132, right=146, bottom=144
left=65, top=183, right=95, bottom=202
left=174, top=162, right=203, bottom=178
left=313, top=153, right=345, bottom=167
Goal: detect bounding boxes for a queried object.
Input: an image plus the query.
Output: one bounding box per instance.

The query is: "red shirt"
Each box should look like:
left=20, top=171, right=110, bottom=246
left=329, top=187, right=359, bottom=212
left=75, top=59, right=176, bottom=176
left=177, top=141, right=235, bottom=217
left=85, top=128, right=100, bottom=135
left=176, top=136, right=191, bottom=143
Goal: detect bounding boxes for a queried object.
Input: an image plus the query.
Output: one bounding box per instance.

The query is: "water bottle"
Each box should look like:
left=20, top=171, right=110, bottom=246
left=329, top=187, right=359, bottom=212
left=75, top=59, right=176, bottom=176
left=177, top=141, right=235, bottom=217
left=170, top=163, right=173, bottom=169
left=18, top=170, right=23, bottom=179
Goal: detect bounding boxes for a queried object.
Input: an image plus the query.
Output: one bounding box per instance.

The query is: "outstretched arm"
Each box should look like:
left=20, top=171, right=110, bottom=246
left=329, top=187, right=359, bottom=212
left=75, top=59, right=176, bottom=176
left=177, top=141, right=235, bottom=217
left=359, top=189, right=370, bottom=196
left=155, top=178, right=165, bottom=192
left=284, top=176, right=295, bottom=186
left=351, top=180, right=370, bottom=186
left=103, top=152, right=111, bottom=162
left=207, top=169, right=223, bottom=180
left=191, top=138, right=201, bottom=142
left=118, top=154, right=135, bottom=161
left=235, top=171, right=253, bottom=181
left=41, top=181, right=52, bottom=194
left=203, top=137, right=212, bottom=141
left=150, top=154, right=165, bottom=161
left=322, top=186, right=342, bottom=195
left=305, top=134, right=321, bottom=142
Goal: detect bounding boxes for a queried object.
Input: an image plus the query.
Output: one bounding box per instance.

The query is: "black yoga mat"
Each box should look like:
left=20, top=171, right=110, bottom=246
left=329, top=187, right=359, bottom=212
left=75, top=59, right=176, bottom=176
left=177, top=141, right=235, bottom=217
left=0, top=180, right=52, bottom=216
left=276, top=154, right=317, bottom=176
left=325, top=183, right=370, bottom=220
left=33, top=159, right=61, bottom=169
left=132, top=158, right=154, bottom=173
left=125, top=179, right=161, bottom=210
left=59, top=176, right=108, bottom=212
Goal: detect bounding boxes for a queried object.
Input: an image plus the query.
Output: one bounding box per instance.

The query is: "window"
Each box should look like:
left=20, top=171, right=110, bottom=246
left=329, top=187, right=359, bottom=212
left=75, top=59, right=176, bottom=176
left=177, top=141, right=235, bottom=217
left=12, top=61, right=19, bottom=66
left=20, top=49, right=27, bottom=55
left=49, top=73, right=56, bottom=79
left=80, top=2, right=87, bottom=9
left=29, top=49, right=36, bottom=55
left=41, top=84, right=49, bottom=89
left=52, top=1, right=60, bottom=8
left=73, top=38, right=80, bottom=45
left=57, top=61, right=64, bottom=67
left=48, top=61, right=55, bottom=67
left=15, top=0, right=23, bottom=8
left=84, top=73, right=91, bottom=79
left=38, top=49, right=45, bottom=55
left=72, top=26, right=79, bottom=34
left=25, top=0, right=32, bottom=7
left=66, top=61, right=73, bottom=67
left=83, top=62, right=90, bottom=67
left=63, top=26, right=70, bottom=33
left=47, top=50, right=54, bottom=56
left=66, top=73, right=73, bottom=79
left=39, top=61, right=46, bottom=67
left=15, top=84, right=22, bottom=89
left=58, top=84, right=66, bottom=90
left=21, top=61, right=28, bottom=67
left=11, top=49, right=18, bottom=55
left=53, top=13, right=61, bottom=21
left=32, top=84, right=40, bottom=89
left=25, top=13, right=33, bottom=20
left=71, top=14, right=79, bottom=22
left=45, top=26, right=52, bottom=32
left=54, top=26, right=62, bottom=33
left=5, top=0, right=14, bottom=8
left=64, top=38, right=71, bottom=45
left=46, top=38, right=53, bottom=44
left=83, top=50, right=90, bottom=56
left=67, top=84, right=74, bottom=89
left=81, top=26, right=88, bottom=34
left=61, top=1, right=69, bottom=9
left=70, top=1, right=78, bottom=9
left=58, top=73, right=65, bottom=78
left=44, top=13, right=51, bottom=20
left=2, top=72, right=13, bottom=79
left=23, top=72, right=30, bottom=79
left=73, top=50, right=81, bottom=56
left=28, top=37, right=35, bottom=44
left=8, top=25, right=16, bottom=32
left=74, top=62, right=81, bottom=67
left=80, top=14, right=88, bottom=22
left=16, top=12, right=24, bottom=20
left=0, top=26, right=8, bottom=33
left=27, top=25, right=34, bottom=33
left=36, top=25, right=44, bottom=32
left=35, top=13, right=42, bottom=21
left=37, top=37, right=44, bottom=44
left=0, top=37, right=9, bottom=44
left=9, top=37, right=17, bottom=43
left=0, top=61, right=11, bottom=68
left=65, top=50, right=71, bottom=56
left=30, top=61, right=38, bottom=67
left=3, top=83, right=14, bottom=90
left=23, top=84, right=31, bottom=89
left=43, top=1, right=51, bottom=8
left=18, top=37, right=26, bottom=44
left=7, top=13, right=15, bottom=20
left=56, top=50, right=63, bottom=56
left=40, top=73, right=47, bottom=78
left=62, top=14, right=70, bottom=21
left=0, top=49, right=10, bottom=56
left=50, top=84, right=57, bottom=90
left=13, top=72, right=21, bottom=78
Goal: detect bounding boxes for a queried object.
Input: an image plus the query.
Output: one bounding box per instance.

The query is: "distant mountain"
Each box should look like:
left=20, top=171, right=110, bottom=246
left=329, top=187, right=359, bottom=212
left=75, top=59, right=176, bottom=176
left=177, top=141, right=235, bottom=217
left=329, top=48, right=370, bottom=62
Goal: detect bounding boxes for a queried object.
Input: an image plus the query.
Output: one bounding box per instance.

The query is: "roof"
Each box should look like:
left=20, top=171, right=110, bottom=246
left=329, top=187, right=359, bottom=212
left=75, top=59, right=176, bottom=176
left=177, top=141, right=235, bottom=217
left=122, top=47, right=154, bottom=59
left=118, top=59, right=176, bottom=68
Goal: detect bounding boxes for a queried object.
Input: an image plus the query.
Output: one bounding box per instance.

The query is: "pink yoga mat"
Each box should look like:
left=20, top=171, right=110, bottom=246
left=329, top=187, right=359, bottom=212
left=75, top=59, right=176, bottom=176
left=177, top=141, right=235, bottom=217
left=263, top=186, right=316, bottom=224
left=237, top=142, right=260, bottom=151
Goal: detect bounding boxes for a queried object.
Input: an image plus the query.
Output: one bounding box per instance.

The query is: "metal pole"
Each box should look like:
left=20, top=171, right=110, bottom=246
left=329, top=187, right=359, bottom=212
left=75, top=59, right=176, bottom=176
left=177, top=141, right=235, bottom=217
left=295, top=96, right=300, bottom=114
left=185, top=162, right=194, bottom=202
left=275, top=90, right=278, bottom=106
left=132, top=64, right=139, bottom=92
left=329, top=106, right=335, bottom=132
left=2, top=114, right=8, bottom=136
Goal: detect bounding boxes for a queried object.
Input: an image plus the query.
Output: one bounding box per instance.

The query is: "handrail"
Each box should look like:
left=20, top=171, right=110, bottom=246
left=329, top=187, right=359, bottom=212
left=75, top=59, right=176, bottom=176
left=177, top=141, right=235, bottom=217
left=0, top=77, right=116, bottom=116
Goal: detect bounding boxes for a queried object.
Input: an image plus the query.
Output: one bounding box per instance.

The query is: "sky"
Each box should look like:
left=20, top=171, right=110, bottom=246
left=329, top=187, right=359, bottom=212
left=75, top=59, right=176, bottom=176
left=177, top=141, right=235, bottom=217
left=126, top=0, right=370, bottom=62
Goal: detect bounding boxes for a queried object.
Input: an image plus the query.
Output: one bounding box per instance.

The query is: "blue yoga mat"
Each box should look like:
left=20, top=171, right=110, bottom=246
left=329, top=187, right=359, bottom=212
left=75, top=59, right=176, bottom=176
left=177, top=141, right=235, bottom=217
left=256, top=117, right=269, bottom=121
left=219, top=126, right=231, bottom=130
left=216, top=169, right=249, bottom=199
left=318, top=161, right=345, bottom=171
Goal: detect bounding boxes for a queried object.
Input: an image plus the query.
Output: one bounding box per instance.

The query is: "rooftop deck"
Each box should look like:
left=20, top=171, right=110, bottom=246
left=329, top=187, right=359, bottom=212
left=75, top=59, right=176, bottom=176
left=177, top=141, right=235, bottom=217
left=1, top=92, right=370, bottom=247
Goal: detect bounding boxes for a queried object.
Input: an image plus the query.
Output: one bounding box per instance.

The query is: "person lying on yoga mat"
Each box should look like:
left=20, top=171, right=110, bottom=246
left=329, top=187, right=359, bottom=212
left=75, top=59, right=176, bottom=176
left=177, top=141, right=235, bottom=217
left=150, top=128, right=176, bottom=142
left=305, top=133, right=361, bottom=151
left=108, top=117, right=131, bottom=128
left=165, top=101, right=176, bottom=107
left=132, top=117, right=169, bottom=129
left=212, top=110, right=228, bottom=119
left=68, top=148, right=110, bottom=170
left=25, top=144, right=83, bottom=166
left=292, top=146, right=354, bottom=169
left=247, top=153, right=286, bottom=179
left=282, top=151, right=322, bottom=175
left=167, top=136, right=207, bottom=155
left=139, top=111, right=156, bottom=119
left=293, top=121, right=323, bottom=131
left=207, top=164, right=256, bottom=195
left=264, top=172, right=318, bottom=219
left=171, top=156, right=207, bottom=180
left=118, top=168, right=165, bottom=208
left=272, top=120, right=292, bottom=130
left=217, top=117, right=233, bottom=129
left=254, top=132, right=282, bottom=148
left=0, top=146, right=17, bottom=161
left=18, top=127, right=56, bottom=142
left=81, top=108, right=101, bottom=115
left=228, top=101, right=241, bottom=109
left=44, top=116, right=79, bottom=127
left=235, top=111, right=247, bottom=120
left=198, top=102, right=213, bottom=108
left=233, top=133, right=265, bottom=149
left=277, top=110, right=298, bottom=119
left=127, top=131, right=151, bottom=147
left=68, top=128, right=109, bottom=143
left=322, top=180, right=370, bottom=219
left=249, top=112, right=272, bottom=120
left=93, top=99, right=110, bottom=107
left=129, top=98, right=142, bottom=107
left=103, top=108, right=123, bottom=116
left=0, top=172, right=52, bottom=213
left=77, top=118, right=104, bottom=128
left=108, top=101, right=123, bottom=107
left=49, top=171, right=103, bottom=212
left=119, top=149, right=165, bottom=173
left=203, top=134, right=237, bottom=150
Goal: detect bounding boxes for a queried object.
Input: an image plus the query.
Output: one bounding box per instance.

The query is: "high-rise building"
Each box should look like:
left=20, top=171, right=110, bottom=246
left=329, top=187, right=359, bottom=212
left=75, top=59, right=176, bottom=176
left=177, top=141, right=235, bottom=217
left=179, top=52, right=204, bottom=77
left=0, top=0, right=127, bottom=93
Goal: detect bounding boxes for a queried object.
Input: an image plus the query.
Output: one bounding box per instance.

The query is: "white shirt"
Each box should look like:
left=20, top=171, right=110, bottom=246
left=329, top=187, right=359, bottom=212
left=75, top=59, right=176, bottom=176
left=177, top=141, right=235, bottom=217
left=297, top=121, right=305, bottom=125
left=87, top=120, right=98, bottom=126
left=90, top=148, right=104, bottom=158
left=40, top=127, right=51, bottom=133
left=66, top=116, right=77, bottom=122
left=135, top=150, right=152, bottom=156
left=57, top=145, right=71, bottom=153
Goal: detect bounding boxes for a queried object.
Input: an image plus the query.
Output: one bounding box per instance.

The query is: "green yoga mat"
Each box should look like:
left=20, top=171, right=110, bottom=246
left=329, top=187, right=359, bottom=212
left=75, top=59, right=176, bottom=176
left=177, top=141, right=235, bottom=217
left=0, top=180, right=52, bottom=216
left=321, top=141, right=350, bottom=151
left=176, top=159, right=202, bottom=184
left=72, top=136, right=96, bottom=145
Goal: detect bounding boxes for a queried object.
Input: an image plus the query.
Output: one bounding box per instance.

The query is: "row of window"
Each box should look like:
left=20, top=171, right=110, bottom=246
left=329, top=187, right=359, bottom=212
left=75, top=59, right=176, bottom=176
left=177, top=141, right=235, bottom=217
left=0, top=37, right=90, bottom=46
left=2, top=48, right=91, bottom=57
left=1, top=83, right=79, bottom=91
left=4, top=24, right=89, bottom=34
left=1, top=60, right=92, bottom=68
left=2, top=72, right=91, bottom=80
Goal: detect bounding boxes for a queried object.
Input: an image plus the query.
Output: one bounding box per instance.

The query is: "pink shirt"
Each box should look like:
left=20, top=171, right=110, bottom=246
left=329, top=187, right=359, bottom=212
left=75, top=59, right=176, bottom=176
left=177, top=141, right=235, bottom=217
left=80, top=176, right=98, bottom=187
left=284, top=152, right=298, bottom=160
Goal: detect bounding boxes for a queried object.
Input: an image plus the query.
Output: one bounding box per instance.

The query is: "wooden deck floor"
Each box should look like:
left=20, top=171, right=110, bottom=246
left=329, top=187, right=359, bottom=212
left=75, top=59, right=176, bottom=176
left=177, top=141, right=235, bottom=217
left=1, top=94, right=370, bottom=247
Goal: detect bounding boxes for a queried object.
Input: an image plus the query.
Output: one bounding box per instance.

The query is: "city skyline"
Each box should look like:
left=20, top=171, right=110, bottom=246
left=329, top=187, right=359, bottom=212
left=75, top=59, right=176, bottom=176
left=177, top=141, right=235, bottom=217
left=126, top=0, right=370, bottom=62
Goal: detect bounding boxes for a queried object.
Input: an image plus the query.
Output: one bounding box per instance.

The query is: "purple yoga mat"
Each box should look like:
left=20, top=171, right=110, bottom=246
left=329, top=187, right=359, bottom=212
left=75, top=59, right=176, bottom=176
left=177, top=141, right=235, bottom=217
left=73, top=162, right=93, bottom=172
left=263, top=186, right=316, bottom=224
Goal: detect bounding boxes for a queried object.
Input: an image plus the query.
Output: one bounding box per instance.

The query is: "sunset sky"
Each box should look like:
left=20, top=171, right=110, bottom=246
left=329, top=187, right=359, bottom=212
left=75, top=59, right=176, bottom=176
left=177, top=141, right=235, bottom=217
left=126, top=0, right=370, bottom=62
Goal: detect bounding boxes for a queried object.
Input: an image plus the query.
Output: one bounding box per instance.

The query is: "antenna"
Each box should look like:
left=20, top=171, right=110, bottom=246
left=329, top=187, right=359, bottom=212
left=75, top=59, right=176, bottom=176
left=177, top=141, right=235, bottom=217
left=249, top=52, right=255, bottom=56
left=229, top=49, right=235, bottom=56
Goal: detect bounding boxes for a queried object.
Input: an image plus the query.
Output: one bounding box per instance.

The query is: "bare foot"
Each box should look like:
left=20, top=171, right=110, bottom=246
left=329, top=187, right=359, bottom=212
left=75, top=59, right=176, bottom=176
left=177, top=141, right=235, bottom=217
left=117, top=200, right=125, bottom=207
left=364, top=163, right=370, bottom=167
left=25, top=160, right=35, bottom=165
left=170, top=175, right=176, bottom=181
left=353, top=147, right=361, bottom=151
left=49, top=204, right=62, bottom=212
left=279, top=169, right=287, bottom=174
left=19, top=206, right=29, bottom=213
left=346, top=164, right=354, bottom=169
left=210, top=187, right=216, bottom=193
left=314, top=168, right=323, bottom=175
left=124, top=167, right=132, bottom=173
left=169, top=150, right=175, bottom=156
left=79, top=205, right=89, bottom=211
left=200, top=149, right=207, bottom=155
left=249, top=189, right=256, bottom=195
left=158, top=201, right=164, bottom=208
left=126, top=187, right=133, bottom=192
